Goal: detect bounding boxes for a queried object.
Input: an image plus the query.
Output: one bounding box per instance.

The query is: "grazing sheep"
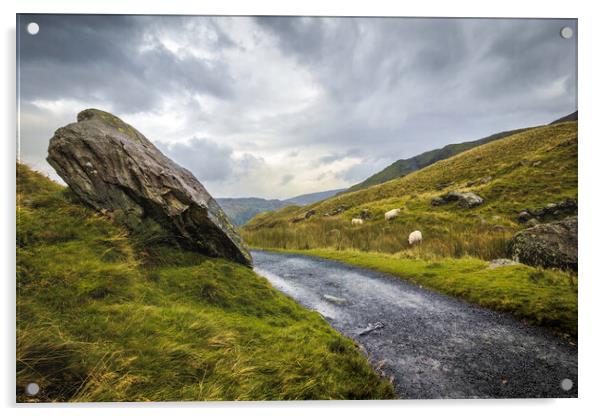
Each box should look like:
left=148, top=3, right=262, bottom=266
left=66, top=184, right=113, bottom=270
left=351, top=218, right=364, bottom=225
left=384, top=208, right=401, bottom=220
left=408, top=230, right=423, bottom=245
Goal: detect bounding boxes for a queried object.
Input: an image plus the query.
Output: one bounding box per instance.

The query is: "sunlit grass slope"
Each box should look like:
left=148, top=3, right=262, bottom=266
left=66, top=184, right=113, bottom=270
left=16, top=164, right=394, bottom=402
left=243, top=122, right=577, bottom=259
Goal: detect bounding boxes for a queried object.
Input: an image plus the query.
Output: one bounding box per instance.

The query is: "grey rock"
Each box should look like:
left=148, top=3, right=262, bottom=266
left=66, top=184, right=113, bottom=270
left=359, top=322, right=385, bottom=336
left=508, top=216, right=577, bottom=271
left=526, top=218, right=540, bottom=227
left=517, top=210, right=532, bottom=223
left=323, top=294, right=348, bottom=305
left=47, top=109, right=252, bottom=266
left=431, top=196, right=446, bottom=206
left=488, top=258, right=519, bottom=269
left=457, top=192, right=484, bottom=208
left=304, top=209, right=316, bottom=219
left=431, top=191, right=484, bottom=208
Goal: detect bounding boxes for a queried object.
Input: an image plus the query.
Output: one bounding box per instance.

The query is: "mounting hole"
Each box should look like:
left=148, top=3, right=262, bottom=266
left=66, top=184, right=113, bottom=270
left=26, top=22, right=40, bottom=35
left=560, top=26, right=573, bottom=39
left=560, top=378, right=573, bottom=391
left=25, top=382, right=40, bottom=396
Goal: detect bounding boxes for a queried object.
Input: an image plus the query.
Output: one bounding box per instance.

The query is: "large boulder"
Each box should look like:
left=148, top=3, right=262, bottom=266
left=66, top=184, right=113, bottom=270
left=47, top=109, right=252, bottom=266
left=508, top=216, right=577, bottom=271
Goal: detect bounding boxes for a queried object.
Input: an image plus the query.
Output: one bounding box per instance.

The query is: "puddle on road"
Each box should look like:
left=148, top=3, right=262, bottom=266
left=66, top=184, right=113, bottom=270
left=254, top=267, right=344, bottom=320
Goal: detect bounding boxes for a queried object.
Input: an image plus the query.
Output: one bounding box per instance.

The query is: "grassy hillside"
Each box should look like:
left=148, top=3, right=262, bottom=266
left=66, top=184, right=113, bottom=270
left=243, top=122, right=577, bottom=259
left=344, top=127, right=530, bottom=194
left=16, top=164, right=394, bottom=402
left=242, top=122, right=578, bottom=337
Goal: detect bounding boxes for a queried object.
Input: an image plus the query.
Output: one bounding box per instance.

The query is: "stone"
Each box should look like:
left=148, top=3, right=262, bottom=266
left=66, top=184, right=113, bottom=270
left=508, top=216, right=577, bottom=271
left=431, top=191, right=483, bottom=208
left=488, top=258, right=519, bottom=269
left=359, top=322, right=385, bottom=336
left=456, top=192, right=484, bottom=208
left=304, top=209, right=316, bottom=219
left=323, top=294, right=348, bottom=305
left=526, top=218, right=540, bottom=227
left=431, top=196, right=446, bottom=206
left=47, top=109, right=252, bottom=266
left=517, top=210, right=532, bottom=223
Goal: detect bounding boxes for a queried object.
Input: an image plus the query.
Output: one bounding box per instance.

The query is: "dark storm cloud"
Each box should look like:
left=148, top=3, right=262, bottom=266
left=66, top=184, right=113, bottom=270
left=18, top=15, right=577, bottom=198
left=18, top=14, right=236, bottom=112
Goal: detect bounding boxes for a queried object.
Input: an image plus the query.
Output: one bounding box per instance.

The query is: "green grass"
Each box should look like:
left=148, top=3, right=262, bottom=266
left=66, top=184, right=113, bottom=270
left=261, top=248, right=577, bottom=339
left=242, top=122, right=578, bottom=338
left=16, top=164, right=394, bottom=402
left=243, top=122, right=577, bottom=259
left=344, top=127, right=531, bottom=193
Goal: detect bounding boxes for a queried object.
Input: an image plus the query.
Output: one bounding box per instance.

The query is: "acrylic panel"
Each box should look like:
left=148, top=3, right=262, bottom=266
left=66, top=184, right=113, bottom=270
left=16, top=14, right=577, bottom=402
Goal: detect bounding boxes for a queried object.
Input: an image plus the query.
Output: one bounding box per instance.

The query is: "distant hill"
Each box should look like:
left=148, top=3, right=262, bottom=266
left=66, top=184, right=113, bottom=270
left=243, top=121, right=577, bottom=259
left=550, top=111, right=578, bottom=124
left=216, top=197, right=291, bottom=226
left=342, top=127, right=530, bottom=194
left=284, top=188, right=345, bottom=205
left=217, top=188, right=345, bottom=226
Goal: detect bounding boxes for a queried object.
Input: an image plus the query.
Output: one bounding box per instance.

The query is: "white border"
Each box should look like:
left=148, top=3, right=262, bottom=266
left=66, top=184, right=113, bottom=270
left=2, top=1, right=600, bottom=415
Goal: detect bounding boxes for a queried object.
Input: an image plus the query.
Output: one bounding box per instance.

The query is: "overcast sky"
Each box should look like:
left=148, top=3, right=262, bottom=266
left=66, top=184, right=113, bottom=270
left=17, top=15, right=577, bottom=199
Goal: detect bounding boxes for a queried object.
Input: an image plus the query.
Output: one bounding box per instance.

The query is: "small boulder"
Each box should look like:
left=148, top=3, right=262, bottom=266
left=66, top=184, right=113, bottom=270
left=517, top=210, right=532, bottom=223
left=432, top=191, right=484, bottom=208
left=431, top=196, right=446, bottom=206
left=323, top=294, right=348, bottom=305
left=508, top=216, right=577, bottom=271
left=488, top=258, right=519, bottom=269
left=47, top=109, right=252, bottom=266
left=456, top=192, right=484, bottom=208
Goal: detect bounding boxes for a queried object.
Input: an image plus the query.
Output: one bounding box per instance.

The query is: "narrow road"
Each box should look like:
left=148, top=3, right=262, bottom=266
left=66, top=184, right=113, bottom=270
left=252, top=250, right=578, bottom=399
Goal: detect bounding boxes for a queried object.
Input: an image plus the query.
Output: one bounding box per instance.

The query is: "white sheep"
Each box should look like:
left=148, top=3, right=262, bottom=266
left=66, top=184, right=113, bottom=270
left=351, top=218, right=364, bottom=225
left=384, top=208, right=401, bottom=220
left=408, top=230, right=423, bottom=245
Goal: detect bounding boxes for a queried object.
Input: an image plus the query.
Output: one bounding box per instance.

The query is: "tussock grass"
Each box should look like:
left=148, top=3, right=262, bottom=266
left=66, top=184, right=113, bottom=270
left=16, top=164, right=394, bottom=402
left=242, top=123, right=578, bottom=337
left=243, top=122, right=577, bottom=259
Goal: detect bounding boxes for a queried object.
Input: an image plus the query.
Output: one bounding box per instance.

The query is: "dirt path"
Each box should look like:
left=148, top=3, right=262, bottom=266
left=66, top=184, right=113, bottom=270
left=252, top=250, right=578, bottom=399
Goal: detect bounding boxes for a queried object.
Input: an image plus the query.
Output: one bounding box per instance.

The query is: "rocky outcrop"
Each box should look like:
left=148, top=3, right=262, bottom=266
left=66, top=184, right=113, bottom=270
left=47, top=109, right=252, bottom=266
left=516, top=198, right=577, bottom=223
left=431, top=191, right=484, bottom=208
left=508, top=216, right=577, bottom=271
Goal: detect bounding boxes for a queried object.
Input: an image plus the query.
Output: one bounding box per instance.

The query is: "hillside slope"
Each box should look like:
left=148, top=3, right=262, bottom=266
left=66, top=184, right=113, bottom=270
left=217, top=197, right=291, bottom=226
left=243, top=121, right=577, bottom=259
left=344, top=127, right=531, bottom=194
left=16, top=164, right=393, bottom=402
left=218, top=189, right=344, bottom=226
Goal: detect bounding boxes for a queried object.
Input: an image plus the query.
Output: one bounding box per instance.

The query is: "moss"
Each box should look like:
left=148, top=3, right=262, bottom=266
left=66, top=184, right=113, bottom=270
left=16, top=164, right=394, bottom=402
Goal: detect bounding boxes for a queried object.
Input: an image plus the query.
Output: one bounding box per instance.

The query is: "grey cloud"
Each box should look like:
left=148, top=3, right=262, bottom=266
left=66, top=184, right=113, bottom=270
left=280, top=174, right=295, bottom=185
left=157, top=137, right=234, bottom=183
left=18, top=15, right=577, bottom=198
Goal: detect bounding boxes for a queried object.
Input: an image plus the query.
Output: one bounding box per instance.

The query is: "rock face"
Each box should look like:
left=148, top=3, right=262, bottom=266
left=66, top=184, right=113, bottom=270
left=508, top=216, right=577, bottom=271
left=47, top=109, right=252, bottom=266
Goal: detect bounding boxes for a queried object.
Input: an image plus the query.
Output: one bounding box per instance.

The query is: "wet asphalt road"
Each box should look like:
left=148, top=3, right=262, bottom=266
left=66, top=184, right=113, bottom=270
left=251, top=250, right=578, bottom=399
